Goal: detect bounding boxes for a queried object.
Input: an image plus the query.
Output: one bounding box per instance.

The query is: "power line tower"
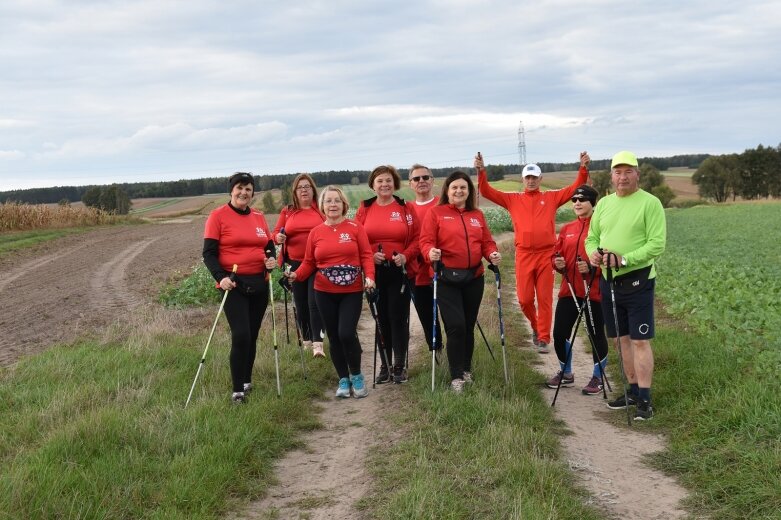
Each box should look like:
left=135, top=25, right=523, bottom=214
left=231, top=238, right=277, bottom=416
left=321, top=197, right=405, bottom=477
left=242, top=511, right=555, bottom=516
left=517, top=120, right=527, bottom=167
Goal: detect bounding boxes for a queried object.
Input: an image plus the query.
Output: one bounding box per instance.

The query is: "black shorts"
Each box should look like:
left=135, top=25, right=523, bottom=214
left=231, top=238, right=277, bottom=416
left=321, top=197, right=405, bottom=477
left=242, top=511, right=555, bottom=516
left=600, top=277, right=656, bottom=340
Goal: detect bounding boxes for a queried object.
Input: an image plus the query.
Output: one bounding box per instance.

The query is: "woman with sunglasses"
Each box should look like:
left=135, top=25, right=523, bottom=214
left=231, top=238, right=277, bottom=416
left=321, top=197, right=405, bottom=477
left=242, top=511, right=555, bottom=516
left=272, top=174, right=326, bottom=357
left=203, top=172, right=277, bottom=404
left=545, top=184, right=610, bottom=395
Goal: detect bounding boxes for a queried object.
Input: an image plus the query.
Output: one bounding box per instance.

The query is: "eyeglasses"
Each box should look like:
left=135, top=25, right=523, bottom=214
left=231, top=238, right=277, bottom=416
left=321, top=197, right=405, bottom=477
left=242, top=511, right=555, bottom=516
left=296, top=185, right=312, bottom=191
left=570, top=197, right=589, bottom=203
left=410, top=175, right=431, bottom=182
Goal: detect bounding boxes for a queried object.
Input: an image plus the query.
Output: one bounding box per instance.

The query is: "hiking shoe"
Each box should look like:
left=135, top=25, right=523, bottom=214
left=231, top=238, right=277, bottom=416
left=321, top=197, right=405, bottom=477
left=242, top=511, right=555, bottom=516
left=635, top=399, right=654, bottom=420
left=606, top=393, right=637, bottom=409
left=450, top=378, right=465, bottom=393
left=392, top=366, right=408, bottom=384
left=351, top=374, right=368, bottom=398
left=375, top=365, right=391, bottom=384
left=312, top=342, right=325, bottom=358
left=335, top=377, right=351, bottom=398
left=536, top=342, right=550, bottom=354
left=462, top=371, right=474, bottom=384
left=581, top=376, right=603, bottom=395
left=231, top=392, right=246, bottom=404
left=545, top=371, right=574, bottom=389
left=531, top=329, right=540, bottom=346
left=243, top=383, right=253, bottom=394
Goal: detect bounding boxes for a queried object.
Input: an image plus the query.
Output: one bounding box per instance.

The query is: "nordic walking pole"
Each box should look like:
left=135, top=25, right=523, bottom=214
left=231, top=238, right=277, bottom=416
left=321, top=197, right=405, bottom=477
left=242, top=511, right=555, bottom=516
left=579, top=257, right=611, bottom=396
left=487, top=264, right=509, bottom=385
left=600, top=248, right=632, bottom=426
left=394, top=251, right=412, bottom=371
left=281, top=265, right=306, bottom=379
left=279, top=228, right=290, bottom=345
left=366, top=288, right=392, bottom=377
left=265, top=243, right=282, bottom=397
left=475, top=321, right=497, bottom=361
left=431, top=260, right=440, bottom=391
left=185, top=264, right=237, bottom=408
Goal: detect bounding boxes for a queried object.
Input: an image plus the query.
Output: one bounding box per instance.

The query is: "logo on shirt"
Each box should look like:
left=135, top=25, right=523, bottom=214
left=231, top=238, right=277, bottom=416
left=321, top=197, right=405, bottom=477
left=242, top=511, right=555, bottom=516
left=443, top=216, right=455, bottom=220
left=540, top=200, right=546, bottom=206
left=470, top=217, right=481, bottom=228
left=390, top=211, right=402, bottom=222
left=339, top=233, right=352, bottom=244
left=256, top=227, right=267, bottom=238
left=406, top=213, right=413, bottom=225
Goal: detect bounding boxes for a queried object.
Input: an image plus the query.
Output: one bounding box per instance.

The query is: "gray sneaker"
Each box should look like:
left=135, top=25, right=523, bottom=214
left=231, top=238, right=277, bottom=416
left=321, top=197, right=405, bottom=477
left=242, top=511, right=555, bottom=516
left=351, top=373, right=368, bottom=398
left=537, top=342, right=550, bottom=354
left=531, top=329, right=540, bottom=346
left=462, top=371, right=474, bottom=384
left=450, top=378, right=465, bottom=393
left=231, top=392, right=246, bottom=404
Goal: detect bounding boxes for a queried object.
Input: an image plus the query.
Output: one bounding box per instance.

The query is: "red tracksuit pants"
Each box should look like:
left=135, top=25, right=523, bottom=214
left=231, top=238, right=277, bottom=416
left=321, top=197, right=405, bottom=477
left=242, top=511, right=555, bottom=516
left=514, top=249, right=554, bottom=344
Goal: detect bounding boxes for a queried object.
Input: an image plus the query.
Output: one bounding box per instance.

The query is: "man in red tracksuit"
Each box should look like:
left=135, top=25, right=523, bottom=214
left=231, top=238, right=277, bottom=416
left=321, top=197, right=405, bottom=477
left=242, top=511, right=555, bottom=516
left=477, top=152, right=590, bottom=353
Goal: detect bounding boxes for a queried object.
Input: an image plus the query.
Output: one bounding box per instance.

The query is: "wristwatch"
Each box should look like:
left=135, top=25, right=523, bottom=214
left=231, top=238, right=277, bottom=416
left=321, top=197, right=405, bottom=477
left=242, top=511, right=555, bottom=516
left=621, top=257, right=627, bottom=267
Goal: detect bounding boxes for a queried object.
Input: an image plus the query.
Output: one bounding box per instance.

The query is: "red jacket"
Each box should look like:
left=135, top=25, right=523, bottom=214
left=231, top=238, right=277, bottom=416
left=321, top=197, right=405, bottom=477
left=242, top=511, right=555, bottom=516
left=204, top=204, right=273, bottom=276
left=409, top=196, right=439, bottom=285
left=419, top=204, right=498, bottom=278
left=271, top=204, right=325, bottom=262
left=478, top=166, right=589, bottom=252
left=355, top=195, right=420, bottom=278
left=295, top=219, right=375, bottom=293
left=552, top=216, right=602, bottom=302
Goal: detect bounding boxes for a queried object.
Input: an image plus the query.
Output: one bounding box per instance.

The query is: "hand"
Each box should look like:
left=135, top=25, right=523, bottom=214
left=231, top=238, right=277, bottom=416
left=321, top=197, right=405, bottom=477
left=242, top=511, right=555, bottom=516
left=392, top=253, right=406, bottom=267
left=580, top=151, right=591, bottom=168
left=589, top=250, right=603, bottom=267
left=577, top=260, right=589, bottom=274
left=373, top=251, right=386, bottom=265
left=364, top=277, right=376, bottom=290
left=489, top=251, right=501, bottom=265
left=219, top=276, right=236, bottom=291
left=474, top=152, right=484, bottom=170
left=554, top=257, right=566, bottom=271
left=285, top=270, right=298, bottom=282
left=429, top=248, right=441, bottom=262
left=276, top=233, right=286, bottom=244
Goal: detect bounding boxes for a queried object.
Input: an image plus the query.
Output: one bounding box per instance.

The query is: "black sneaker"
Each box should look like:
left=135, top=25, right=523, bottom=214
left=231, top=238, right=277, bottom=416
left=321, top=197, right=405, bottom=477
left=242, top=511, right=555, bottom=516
left=606, top=393, right=637, bottom=409
left=635, top=399, right=654, bottom=420
left=392, top=367, right=408, bottom=384
left=375, top=366, right=390, bottom=384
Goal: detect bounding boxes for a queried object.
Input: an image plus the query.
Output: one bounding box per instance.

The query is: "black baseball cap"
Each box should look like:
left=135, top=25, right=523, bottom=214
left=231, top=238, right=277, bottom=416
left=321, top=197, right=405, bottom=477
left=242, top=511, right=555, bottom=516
left=572, top=184, right=598, bottom=205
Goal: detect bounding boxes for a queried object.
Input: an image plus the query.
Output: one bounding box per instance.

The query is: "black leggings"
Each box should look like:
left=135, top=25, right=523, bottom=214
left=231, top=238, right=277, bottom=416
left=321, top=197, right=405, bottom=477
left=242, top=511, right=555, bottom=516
left=315, top=290, right=363, bottom=379
left=222, top=286, right=269, bottom=392
left=288, top=259, right=324, bottom=342
left=412, top=284, right=443, bottom=351
left=436, top=275, right=484, bottom=380
left=552, top=296, right=609, bottom=366
left=375, top=263, right=410, bottom=368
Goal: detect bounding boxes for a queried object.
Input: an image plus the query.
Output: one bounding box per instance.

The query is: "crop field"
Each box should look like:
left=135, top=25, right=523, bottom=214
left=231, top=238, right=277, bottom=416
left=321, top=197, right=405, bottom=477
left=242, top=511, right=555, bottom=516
left=130, top=194, right=227, bottom=218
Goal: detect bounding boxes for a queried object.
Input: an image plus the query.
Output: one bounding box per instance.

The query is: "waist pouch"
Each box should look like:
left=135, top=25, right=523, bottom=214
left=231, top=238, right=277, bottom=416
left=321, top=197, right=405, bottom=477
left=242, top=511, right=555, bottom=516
left=439, top=266, right=477, bottom=287
left=319, top=265, right=361, bottom=286
left=236, top=274, right=267, bottom=295
left=612, top=265, right=652, bottom=295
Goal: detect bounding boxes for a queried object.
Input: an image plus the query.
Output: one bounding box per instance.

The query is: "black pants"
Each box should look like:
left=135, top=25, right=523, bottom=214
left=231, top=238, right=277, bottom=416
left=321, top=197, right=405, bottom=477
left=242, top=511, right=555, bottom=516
left=375, top=263, right=410, bottom=369
left=315, top=290, right=363, bottom=379
left=222, top=286, right=269, bottom=393
left=436, top=275, right=484, bottom=380
left=552, top=296, right=609, bottom=366
left=288, top=259, right=324, bottom=342
left=412, top=284, right=443, bottom=351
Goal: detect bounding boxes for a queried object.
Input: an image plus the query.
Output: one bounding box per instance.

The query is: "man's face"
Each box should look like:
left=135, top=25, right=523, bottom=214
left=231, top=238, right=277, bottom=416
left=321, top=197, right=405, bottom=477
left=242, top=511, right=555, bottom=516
left=409, top=168, right=433, bottom=197
left=611, top=165, right=640, bottom=196
left=523, top=175, right=541, bottom=192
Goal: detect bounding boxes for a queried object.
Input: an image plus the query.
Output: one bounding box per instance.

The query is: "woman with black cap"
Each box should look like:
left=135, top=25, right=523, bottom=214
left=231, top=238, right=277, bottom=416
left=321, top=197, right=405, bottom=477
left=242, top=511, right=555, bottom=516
left=545, top=184, right=610, bottom=395
left=202, top=172, right=277, bottom=404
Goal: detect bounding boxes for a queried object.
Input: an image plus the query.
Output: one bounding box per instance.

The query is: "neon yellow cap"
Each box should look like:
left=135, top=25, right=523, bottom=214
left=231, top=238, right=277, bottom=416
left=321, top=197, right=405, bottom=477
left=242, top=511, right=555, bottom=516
left=611, top=151, right=638, bottom=168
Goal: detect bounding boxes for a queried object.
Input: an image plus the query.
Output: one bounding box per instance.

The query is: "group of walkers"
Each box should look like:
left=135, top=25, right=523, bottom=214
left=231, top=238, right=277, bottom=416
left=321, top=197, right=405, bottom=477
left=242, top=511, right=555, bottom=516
left=201, top=150, right=666, bottom=420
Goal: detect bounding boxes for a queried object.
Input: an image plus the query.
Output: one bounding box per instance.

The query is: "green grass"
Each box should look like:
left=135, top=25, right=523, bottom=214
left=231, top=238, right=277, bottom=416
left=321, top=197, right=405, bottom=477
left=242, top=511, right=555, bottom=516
left=0, top=229, right=84, bottom=256
left=129, top=198, right=183, bottom=214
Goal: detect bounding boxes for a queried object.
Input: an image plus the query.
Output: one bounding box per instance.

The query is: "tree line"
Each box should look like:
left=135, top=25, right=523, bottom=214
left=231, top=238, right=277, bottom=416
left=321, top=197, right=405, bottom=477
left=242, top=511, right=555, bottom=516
left=692, top=144, right=781, bottom=202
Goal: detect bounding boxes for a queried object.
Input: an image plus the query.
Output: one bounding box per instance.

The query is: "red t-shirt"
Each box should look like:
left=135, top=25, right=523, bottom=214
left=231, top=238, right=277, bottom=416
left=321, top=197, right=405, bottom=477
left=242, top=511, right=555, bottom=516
left=552, top=216, right=602, bottom=302
left=295, top=219, right=376, bottom=293
left=272, top=204, right=325, bottom=262
left=354, top=197, right=420, bottom=276
left=204, top=204, right=273, bottom=275
left=410, top=197, right=439, bottom=285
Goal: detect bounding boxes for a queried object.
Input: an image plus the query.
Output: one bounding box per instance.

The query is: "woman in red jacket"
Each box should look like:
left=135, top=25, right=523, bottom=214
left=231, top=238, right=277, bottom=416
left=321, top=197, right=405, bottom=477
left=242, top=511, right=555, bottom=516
left=286, top=186, right=376, bottom=398
left=203, top=172, right=277, bottom=404
left=420, top=171, right=501, bottom=393
left=355, top=165, right=420, bottom=384
left=545, top=184, right=609, bottom=395
left=272, top=174, right=326, bottom=357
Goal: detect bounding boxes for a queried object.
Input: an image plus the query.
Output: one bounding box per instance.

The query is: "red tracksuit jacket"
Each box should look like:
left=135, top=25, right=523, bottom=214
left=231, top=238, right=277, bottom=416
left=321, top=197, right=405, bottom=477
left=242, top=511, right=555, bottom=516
left=551, top=216, right=602, bottom=302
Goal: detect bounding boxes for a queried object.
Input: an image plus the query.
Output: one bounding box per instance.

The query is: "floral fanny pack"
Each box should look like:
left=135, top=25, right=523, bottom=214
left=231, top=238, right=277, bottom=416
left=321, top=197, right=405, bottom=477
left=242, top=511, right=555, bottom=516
left=319, top=265, right=361, bottom=286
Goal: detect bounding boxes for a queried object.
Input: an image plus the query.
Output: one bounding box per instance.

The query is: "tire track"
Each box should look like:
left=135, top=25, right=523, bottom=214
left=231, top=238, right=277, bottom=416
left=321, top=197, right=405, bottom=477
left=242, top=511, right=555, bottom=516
left=90, top=237, right=160, bottom=309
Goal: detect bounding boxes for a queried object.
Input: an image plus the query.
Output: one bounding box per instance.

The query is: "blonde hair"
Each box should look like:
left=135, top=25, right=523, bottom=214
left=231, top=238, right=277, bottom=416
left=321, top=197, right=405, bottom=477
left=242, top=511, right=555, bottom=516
left=318, top=185, right=349, bottom=216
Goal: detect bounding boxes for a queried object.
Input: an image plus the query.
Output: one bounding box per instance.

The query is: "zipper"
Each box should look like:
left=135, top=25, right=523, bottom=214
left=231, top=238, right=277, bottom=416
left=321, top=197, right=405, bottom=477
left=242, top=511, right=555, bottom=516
left=457, top=209, right=472, bottom=268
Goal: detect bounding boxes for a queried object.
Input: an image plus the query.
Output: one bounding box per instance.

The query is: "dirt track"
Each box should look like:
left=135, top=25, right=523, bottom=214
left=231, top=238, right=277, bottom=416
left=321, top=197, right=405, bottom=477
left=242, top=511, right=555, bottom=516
left=0, top=218, right=205, bottom=366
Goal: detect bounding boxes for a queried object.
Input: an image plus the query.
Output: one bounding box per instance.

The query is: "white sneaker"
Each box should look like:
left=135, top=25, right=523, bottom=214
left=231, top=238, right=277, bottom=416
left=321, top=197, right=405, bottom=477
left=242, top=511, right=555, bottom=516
left=243, top=383, right=253, bottom=393
left=450, top=378, right=465, bottom=393
left=302, top=340, right=313, bottom=351
left=231, top=392, right=246, bottom=404
left=312, top=342, right=325, bottom=358
left=462, top=371, right=474, bottom=384
left=335, top=377, right=351, bottom=398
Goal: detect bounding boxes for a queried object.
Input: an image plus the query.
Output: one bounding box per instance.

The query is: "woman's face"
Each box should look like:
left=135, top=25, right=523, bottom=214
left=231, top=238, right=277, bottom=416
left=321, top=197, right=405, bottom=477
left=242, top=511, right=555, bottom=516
left=372, top=173, right=395, bottom=199
left=571, top=196, right=594, bottom=218
left=230, top=182, right=254, bottom=210
left=321, top=191, right=344, bottom=220
left=448, top=179, right=469, bottom=208
left=295, top=180, right=313, bottom=206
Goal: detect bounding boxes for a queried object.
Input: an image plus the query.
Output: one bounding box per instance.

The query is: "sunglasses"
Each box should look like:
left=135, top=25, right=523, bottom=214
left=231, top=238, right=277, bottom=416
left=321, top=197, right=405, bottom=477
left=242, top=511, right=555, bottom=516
left=570, top=196, right=590, bottom=203
left=410, top=175, right=432, bottom=182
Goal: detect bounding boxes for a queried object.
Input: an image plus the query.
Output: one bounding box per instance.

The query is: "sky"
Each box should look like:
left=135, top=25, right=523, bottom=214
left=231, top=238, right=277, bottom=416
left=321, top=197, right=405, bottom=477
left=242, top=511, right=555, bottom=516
left=1, top=0, right=780, bottom=191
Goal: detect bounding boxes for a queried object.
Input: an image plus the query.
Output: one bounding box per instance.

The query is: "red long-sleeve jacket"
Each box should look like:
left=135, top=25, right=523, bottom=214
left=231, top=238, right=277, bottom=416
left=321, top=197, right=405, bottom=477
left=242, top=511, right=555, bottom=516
left=354, top=195, right=420, bottom=278
left=552, top=216, right=602, bottom=302
left=419, top=204, right=498, bottom=278
left=271, top=204, right=325, bottom=262
left=478, top=166, right=589, bottom=252
left=409, top=196, right=439, bottom=285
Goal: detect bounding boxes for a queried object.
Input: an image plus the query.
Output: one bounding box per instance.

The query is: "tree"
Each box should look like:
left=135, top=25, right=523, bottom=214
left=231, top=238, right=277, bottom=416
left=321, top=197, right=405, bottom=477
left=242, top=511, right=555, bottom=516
left=81, top=187, right=102, bottom=208
left=693, top=155, right=740, bottom=202
left=262, top=191, right=276, bottom=213
left=651, top=185, right=676, bottom=208
left=639, top=163, right=665, bottom=192
left=486, top=165, right=506, bottom=181
left=280, top=183, right=292, bottom=206
left=591, top=170, right=612, bottom=197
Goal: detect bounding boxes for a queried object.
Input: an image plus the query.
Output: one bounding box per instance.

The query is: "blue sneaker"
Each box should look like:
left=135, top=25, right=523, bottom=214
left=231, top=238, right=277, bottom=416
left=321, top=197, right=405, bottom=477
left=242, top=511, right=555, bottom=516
left=350, top=373, right=368, bottom=398
left=335, top=377, right=351, bottom=398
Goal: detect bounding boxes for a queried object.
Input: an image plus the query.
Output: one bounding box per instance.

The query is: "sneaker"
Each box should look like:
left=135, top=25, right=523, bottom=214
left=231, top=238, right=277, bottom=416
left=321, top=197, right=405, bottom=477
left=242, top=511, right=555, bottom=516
left=581, top=376, right=603, bottom=395
left=375, top=365, right=391, bottom=384
left=392, top=366, right=408, bottom=384
left=606, top=393, right=637, bottom=409
left=302, top=340, right=313, bottom=351
left=351, top=373, right=368, bottom=398
left=231, top=391, right=246, bottom=404
left=312, top=343, right=325, bottom=358
left=450, top=378, right=465, bottom=393
left=531, top=329, right=540, bottom=346
left=335, top=377, right=351, bottom=398
left=243, top=383, right=253, bottom=394
left=545, top=371, right=574, bottom=389
left=536, top=342, right=550, bottom=354
left=635, top=399, right=654, bottom=420
left=462, top=371, right=474, bottom=384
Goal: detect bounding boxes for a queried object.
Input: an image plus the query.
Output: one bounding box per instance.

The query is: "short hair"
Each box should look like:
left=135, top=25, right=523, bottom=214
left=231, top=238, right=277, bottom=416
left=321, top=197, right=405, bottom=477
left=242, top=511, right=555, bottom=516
left=228, top=172, right=255, bottom=192
left=409, top=164, right=430, bottom=178
left=439, top=171, right=477, bottom=211
left=318, top=185, right=349, bottom=216
left=291, top=173, right=318, bottom=210
left=368, top=165, right=401, bottom=190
